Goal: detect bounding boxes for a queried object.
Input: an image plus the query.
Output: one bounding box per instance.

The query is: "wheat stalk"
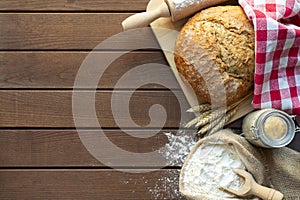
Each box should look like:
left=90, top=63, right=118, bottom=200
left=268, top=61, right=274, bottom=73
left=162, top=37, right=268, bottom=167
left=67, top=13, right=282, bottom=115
left=195, top=107, right=226, bottom=128
left=197, top=107, right=238, bottom=135
left=208, top=108, right=238, bottom=135
left=185, top=110, right=211, bottom=128
left=186, top=103, right=211, bottom=113
left=185, top=92, right=252, bottom=131
left=197, top=115, right=224, bottom=134
left=227, top=93, right=252, bottom=110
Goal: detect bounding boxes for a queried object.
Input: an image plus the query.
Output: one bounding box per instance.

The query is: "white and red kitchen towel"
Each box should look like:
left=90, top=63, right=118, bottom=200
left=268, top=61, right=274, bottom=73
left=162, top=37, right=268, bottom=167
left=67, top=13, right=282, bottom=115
left=238, top=0, right=300, bottom=115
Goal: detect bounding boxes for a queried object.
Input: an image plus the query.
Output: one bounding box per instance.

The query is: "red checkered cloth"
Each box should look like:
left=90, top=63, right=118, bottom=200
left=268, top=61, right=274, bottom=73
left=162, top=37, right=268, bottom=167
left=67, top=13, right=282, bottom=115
left=238, top=0, right=300, bottom=115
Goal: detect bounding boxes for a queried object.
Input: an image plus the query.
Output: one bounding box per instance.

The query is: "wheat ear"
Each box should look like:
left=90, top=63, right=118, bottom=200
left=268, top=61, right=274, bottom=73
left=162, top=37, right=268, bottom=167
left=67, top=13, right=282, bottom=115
left=186, top=103, right=211, bottom=113
left=197, top=115, right=224, bottom=134
left=195, top=107, right=226, bottom=128
left=185, top=110, right=211, bottom=128
left=208, top=108, right=238, bottom=135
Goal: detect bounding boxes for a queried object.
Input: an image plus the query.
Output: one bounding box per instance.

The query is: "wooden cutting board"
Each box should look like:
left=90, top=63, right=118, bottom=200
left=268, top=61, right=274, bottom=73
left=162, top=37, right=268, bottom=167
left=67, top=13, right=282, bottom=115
left=147, top=0, right=254, bottom=124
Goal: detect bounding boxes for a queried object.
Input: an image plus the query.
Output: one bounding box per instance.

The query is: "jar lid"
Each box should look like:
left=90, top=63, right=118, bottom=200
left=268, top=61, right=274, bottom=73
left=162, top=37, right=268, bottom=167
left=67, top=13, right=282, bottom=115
left=256, top=109, right=295, bottom=148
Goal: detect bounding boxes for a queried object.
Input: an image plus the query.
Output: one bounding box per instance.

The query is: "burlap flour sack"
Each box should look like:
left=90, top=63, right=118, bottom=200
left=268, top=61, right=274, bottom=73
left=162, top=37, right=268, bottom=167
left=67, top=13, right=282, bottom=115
left=261, top=147, right=300, bottom=200
left=179, top=129, right=300, bottom=200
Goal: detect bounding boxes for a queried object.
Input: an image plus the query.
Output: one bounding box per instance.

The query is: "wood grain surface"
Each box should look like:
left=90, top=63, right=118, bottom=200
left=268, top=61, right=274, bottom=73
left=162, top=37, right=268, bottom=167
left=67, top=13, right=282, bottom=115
left=0, top=51, right=180, bottom=89
left=0, top=14, right=159, bottom=50
left=0, top=90, right=193, bottom=128
left=0, top=129, right=297, bottom=168
left=0, top=1, right=299, bottom=199
left=0, top=1, right=187, bottom=197
left=0, top=169, right=184, bottom=200
left=0, top=0, right=148, bottom=11
left=0, top=129, right=182, bottom=167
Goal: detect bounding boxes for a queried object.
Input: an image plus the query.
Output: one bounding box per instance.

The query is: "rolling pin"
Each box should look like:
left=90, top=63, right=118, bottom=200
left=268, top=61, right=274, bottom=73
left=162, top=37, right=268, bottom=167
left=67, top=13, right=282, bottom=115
left=122, top=0, right=228, bottom=30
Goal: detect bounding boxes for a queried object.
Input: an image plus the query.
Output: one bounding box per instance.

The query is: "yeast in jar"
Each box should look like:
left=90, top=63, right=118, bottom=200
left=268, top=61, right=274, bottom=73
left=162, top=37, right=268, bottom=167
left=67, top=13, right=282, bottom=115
left=242, top=109, right=295, bottom=148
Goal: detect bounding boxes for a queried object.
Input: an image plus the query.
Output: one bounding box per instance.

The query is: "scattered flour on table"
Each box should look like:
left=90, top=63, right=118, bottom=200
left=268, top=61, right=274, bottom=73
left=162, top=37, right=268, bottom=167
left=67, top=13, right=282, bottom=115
left=148, top=169, right=185, bottom=200
left=148, top=129, right=197, bottom=199
left=173, top=0, right=206, bottom=9
left=159, top=130, right=197, bottom=166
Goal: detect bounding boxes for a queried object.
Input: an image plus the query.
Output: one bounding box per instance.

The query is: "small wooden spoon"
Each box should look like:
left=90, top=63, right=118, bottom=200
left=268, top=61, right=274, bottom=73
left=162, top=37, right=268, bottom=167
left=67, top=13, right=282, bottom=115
left=221, top=169, right=284, bottom=200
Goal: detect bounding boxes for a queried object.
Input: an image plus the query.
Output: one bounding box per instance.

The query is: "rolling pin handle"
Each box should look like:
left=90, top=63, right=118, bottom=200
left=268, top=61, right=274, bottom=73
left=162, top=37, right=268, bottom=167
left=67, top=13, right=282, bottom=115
left=122, top=1, right=170, bottom=30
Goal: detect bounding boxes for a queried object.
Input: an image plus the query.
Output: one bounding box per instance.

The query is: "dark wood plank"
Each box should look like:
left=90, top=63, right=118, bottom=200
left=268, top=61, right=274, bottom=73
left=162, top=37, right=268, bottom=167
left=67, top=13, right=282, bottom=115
left=0, top=91, right=193, bottom=128
left=0, top=129, right=298, bottom=167
left=0, top=14, right=159, bottom=50
left=0, top=0, right=239, bottom=11
left=0, top=0, right=148, bottom=11
left=0, top=51, right=179, bottom=89
left=0, top=169, right=185, bottom=200
left=0, top=129, right=175, bottom=167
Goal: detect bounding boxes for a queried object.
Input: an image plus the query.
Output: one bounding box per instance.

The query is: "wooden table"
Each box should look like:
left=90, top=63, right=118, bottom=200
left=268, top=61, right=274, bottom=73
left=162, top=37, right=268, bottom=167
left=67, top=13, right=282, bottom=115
left=0, top=1, right=299, bottom=199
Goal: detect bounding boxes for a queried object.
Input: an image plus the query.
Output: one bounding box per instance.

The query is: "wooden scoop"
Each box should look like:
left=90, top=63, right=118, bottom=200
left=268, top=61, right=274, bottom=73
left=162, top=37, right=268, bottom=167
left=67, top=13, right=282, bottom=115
left=122, top=0, right=228, bottom=30
left=221, top=169, right=284, bottom=200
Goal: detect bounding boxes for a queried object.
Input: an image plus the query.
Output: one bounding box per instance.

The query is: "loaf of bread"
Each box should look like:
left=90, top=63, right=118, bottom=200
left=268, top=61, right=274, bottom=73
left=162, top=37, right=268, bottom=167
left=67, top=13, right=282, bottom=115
left=174, top=6, right=255, bottom=105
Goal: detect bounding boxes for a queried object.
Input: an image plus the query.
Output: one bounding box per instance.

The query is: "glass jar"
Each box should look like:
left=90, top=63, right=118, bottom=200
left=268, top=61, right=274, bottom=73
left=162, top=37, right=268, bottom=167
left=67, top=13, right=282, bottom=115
left=242, top=108, right=296, bottom=148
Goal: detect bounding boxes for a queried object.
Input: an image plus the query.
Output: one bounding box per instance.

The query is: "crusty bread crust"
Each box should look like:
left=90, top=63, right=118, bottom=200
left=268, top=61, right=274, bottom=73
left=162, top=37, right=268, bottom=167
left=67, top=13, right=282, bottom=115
left=174, top=6, right=255, bottom=105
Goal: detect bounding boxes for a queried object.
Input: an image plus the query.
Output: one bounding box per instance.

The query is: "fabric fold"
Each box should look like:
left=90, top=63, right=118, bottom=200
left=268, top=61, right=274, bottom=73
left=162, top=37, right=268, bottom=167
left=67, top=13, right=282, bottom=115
left=239, top=0, right=300, bottom=115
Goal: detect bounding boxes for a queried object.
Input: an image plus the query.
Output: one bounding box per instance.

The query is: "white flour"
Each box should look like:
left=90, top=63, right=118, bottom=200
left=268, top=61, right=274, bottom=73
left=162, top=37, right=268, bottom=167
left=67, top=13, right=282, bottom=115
left=159, top=130, right=196, bottom=166
left=148, top=169, right=185, bottom=200
left=147, top=130, right=250, bottom=199
left=148, top=129, right=197, bottom=199
left=181, top=143, right=245, bottom=199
